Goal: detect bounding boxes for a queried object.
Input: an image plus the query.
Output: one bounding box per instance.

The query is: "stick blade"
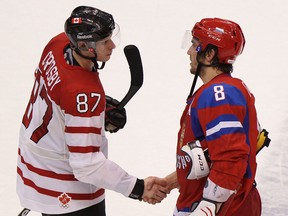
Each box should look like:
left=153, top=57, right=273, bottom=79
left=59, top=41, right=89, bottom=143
left=117, top=45, right=144, bottom=109
left=124, top=45, right=143, bottom=88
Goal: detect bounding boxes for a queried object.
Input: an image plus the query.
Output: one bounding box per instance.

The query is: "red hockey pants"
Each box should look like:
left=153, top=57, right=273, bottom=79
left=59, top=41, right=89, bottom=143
left=233, top=187, right=262, bottom=216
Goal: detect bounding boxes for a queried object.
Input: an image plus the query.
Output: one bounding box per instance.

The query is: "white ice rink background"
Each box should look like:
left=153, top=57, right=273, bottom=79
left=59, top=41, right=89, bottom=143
left=1, top=0, right=287, bottom=215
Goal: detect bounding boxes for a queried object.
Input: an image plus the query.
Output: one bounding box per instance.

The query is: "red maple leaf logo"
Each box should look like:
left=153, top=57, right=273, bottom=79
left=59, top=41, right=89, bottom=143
left=58, top=193, right=71, bottom=205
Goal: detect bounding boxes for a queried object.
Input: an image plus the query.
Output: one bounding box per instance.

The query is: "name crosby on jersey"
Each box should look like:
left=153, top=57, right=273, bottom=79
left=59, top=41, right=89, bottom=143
left=42, top=51, right=61, bottom=91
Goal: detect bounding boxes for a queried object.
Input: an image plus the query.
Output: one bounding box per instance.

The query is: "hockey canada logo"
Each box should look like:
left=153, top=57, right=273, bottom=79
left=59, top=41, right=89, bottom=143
left=58, top=193, right=71, bottom=209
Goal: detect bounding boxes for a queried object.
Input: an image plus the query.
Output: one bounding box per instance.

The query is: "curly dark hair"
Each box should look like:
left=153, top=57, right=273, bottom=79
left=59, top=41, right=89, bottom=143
left=198, top=44, right=233, bottom=74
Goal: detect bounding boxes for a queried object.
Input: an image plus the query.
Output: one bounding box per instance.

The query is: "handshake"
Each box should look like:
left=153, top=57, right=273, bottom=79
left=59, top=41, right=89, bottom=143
left=140, top=175, right=176, bottom=205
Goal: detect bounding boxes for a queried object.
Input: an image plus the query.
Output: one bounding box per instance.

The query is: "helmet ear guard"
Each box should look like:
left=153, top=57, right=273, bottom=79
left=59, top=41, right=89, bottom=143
left=76, top=41, right=90, bottom=51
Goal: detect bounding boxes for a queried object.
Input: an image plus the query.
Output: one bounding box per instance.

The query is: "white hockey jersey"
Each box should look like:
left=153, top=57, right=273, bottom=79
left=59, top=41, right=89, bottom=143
left=16, top=32, right=137, bottom=214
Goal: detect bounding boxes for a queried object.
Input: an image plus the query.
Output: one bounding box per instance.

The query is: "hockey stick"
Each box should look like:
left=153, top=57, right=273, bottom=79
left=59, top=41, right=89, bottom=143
left=117, top=45, right=143, bottom=109
left=18, top=208, right=30, bottom=216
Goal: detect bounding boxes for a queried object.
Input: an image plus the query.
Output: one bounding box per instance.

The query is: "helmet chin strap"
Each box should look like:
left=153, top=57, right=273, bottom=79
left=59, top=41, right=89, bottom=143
left=187, top=52, right=215, bottom=99
left=74, top=47, right=106, bottom=70
left=188, top=63, right=201, bottom=99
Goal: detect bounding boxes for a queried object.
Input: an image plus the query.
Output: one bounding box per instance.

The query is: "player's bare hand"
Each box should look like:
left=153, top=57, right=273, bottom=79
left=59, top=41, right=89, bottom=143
left=142, top=176, right=169, bottom=204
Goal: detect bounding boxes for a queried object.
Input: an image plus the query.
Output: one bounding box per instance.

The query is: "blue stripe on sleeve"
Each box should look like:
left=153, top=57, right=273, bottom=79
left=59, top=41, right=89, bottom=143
left=205, top=114, right=245, bottom=141
left=206, top=114, right=244, bottom=141
left=190, top=107, right=205, bottom=140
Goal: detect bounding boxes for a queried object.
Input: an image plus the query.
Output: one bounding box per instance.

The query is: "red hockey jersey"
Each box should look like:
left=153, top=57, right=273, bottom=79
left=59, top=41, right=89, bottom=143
left=176, top=73, right=259, bottom=215
left=16, top=33, right=136, bottom=214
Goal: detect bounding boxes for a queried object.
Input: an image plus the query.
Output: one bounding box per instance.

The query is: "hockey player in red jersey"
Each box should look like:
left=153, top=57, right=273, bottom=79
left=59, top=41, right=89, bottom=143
left=16, top=6, right=168, bottom=216
left=159, top=18, right=262, bottom=215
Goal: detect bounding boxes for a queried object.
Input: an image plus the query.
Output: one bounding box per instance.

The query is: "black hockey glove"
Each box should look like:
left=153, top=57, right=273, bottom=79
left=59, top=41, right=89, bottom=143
left=105, top=95, right=127, bottom=133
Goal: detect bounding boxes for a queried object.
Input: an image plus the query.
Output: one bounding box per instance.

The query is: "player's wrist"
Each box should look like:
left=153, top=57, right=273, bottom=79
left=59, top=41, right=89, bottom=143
left=128, top=178, right=144, bottom=200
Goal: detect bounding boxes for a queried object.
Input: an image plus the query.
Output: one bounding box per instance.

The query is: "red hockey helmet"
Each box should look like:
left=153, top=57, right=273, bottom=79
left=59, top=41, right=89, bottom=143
left=192, top=18, right=245, bottom=64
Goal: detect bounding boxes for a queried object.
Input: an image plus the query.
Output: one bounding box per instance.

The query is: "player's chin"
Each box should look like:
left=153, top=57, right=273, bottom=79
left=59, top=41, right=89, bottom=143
left=189, top=68, right=194, bottom=74
left=105, top=54, right=112, bottom=61
left=189, top=65, right=197, bottom=74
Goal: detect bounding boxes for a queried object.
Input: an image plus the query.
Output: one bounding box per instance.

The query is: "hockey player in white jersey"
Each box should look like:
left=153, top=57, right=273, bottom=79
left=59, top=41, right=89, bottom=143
left=16, top=5, right=168, bottom=216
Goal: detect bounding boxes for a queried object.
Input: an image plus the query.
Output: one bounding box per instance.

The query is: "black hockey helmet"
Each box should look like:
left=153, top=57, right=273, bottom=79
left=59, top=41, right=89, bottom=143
left=64, top=6, right=116, bottom=50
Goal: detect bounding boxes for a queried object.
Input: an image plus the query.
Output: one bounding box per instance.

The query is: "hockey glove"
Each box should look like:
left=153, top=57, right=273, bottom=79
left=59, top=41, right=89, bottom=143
left=189, top=199, right=218, bottom=216
left=189, top=178, right=236, bottom=216
left=257, top=129, right=271, bottom=154
left=105, top=95, right=127, bottom=133
left=181, top=140, right=210, bottom=179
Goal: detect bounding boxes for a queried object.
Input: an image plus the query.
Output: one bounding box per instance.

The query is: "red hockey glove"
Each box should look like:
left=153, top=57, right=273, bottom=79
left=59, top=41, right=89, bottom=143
left=105, top=95, right=127, bottom=133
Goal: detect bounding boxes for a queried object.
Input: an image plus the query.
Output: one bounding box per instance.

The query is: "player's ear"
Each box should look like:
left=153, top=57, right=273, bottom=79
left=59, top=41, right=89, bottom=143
left=205, top=48, right=216, bottom=61
left=78, top=41, right=88, bottom=51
